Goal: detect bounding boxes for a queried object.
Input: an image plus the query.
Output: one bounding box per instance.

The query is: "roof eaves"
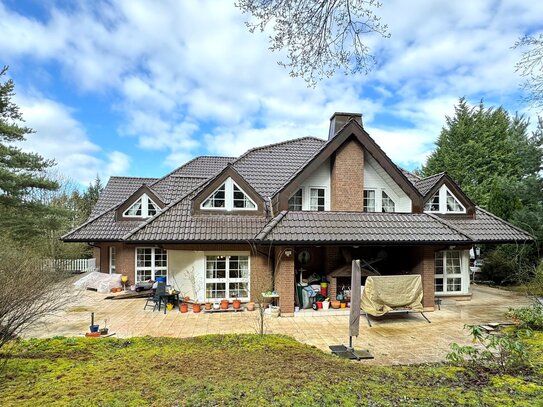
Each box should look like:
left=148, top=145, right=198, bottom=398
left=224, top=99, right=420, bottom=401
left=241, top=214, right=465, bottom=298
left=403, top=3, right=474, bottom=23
left=475, top=206, right=536, bottom=241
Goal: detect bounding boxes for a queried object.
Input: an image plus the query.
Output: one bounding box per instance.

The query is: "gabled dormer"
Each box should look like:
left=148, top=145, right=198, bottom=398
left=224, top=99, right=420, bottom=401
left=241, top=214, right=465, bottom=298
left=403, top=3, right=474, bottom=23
left=192, top=165, right=266, bottom=215
left=115, top=185, right=165, bottom=220
left=422, top=174, right=475, bottom=217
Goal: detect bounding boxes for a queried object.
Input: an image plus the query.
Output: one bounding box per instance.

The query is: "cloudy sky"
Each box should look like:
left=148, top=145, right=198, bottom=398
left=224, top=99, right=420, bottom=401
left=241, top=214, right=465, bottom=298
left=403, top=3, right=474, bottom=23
left=1, top=0, right=542, bottom=186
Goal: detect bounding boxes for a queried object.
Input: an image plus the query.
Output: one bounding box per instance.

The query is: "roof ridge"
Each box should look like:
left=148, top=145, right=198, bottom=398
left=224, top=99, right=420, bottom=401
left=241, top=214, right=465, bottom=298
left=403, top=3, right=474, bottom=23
left=475, top=206, right=536, bottom=240
left=109, top=176, right=158, bottom=180
left=150, top=155, right=234, bottom=187
left=425, top=213, right=474, bottom=240
left=255, top=210, right=288, bottom=240
left=231, top=136, right=325, bottom=166
left=416, top=172, right=446, bottom=182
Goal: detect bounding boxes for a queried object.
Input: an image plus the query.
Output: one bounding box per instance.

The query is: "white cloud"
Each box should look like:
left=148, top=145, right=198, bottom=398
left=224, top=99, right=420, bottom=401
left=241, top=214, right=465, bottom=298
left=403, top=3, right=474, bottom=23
left=1, top=0, right=542, bottom=173
left=16, top=95, right=131, bottom=185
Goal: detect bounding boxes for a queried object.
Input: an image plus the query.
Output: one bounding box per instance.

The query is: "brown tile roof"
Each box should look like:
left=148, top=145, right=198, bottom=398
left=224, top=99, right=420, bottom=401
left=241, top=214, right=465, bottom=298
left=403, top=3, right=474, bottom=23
left=231, top=137, right=325, bottom=197
left=441, top=208, right=534, bottom=243
left=413, top=173, right=445, bottom=196
left=168, top=156, right=234, bottom=178
left=125, top=190, right=268, bottom=242
left=151, top=176, right=207, bottom=203
left=258, top=211, right=471, bottom=243
left=63, top=209, right=142, bottom=241
left=90, top=176, right=158, bottom=217
left=400, top=168, right=421, bottom=185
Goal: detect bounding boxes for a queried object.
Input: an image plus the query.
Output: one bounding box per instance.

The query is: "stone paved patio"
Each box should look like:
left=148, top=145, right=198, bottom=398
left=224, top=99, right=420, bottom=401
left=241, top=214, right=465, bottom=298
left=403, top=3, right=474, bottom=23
left=26, top=284, right=530, bottom=365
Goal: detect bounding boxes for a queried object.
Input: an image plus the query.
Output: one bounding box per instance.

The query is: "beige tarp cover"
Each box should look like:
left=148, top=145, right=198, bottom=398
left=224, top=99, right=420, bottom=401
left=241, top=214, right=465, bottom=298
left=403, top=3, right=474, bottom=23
left=361, top=275, right=424, bottom=317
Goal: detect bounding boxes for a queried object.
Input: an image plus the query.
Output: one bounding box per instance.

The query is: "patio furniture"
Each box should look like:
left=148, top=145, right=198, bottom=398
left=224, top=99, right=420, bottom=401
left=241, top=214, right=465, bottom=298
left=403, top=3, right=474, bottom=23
left=361, top=275, right=430, bottom=327
left=143, top=282, right=166, bottom=312
left=159, top=292, right=180, bottom=314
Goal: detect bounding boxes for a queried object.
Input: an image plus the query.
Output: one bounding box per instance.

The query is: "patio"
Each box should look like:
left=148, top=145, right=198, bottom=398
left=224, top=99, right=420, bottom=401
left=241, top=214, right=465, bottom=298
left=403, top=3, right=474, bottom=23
left=26, top=284, right=530, bottom=365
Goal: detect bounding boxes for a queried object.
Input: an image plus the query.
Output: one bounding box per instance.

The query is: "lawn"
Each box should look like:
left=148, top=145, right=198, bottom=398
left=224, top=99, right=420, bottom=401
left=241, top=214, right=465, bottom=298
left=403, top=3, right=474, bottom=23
left=1, top=333, right=542, bottom=406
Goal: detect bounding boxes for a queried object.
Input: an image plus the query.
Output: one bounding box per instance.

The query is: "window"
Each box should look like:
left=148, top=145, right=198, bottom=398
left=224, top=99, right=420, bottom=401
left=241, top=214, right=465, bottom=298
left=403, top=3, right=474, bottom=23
left=123, top=194, right=160, bottom=218
left=381, top=191, right=396, bottom=213
left=363, top=190, right=376, bottom=212
left=109, top=247, right=116, bottom=274
left=205, top=255, right=250, bottom=301
left=425, top=191, right=440, bottom=212
left=435, top=251, right=465, bottom=294
left=309, top=188, right=325, bottom=211
left=446, top=191, right=464, bottom=212
left=201, top=178, right=256, bottom=211
left=424, top=185, right=466, bottom=214
left=136, top=248, right=167, bottom=283
left=288, top=189, right=303, bottom=211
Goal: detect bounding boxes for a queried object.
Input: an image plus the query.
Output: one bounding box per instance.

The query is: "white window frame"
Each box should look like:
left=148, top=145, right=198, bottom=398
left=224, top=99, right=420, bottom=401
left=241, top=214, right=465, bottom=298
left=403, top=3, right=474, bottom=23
left=135, top=247, right=168, bottom=283
left=309, top=187, right=326, bottom=211
left=109, top=246, right=116, bottom=274
left=424, top=185, right=466, bottom=214
left=204, top=253, right=250, bottom=302
left=123, top=193, right=160, bottom=218
left=381, top=190, right=396, bottom=213
left=201, top=178, right=257, bottom=212
left=434, top=250, right=469, bottom=295
left=288, top=188, right=303, bottom=211
left=363, top=189, right=376, bottom=212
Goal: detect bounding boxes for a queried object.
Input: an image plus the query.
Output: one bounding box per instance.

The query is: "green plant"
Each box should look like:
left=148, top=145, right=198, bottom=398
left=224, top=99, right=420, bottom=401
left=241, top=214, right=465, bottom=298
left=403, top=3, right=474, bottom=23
left=446, top=325, right=531, bottom=374
left=507, top=303, right=543, bottom=330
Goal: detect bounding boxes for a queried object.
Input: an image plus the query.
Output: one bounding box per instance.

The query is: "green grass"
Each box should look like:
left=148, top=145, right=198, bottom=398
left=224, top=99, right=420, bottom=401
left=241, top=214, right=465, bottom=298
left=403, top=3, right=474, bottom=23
left=1, top=334, right=542, bottom=406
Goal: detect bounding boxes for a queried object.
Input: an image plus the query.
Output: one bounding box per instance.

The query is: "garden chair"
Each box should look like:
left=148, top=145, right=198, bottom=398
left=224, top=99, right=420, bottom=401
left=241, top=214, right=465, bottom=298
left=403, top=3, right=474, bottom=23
left=143, top=282, right=166, bottom=312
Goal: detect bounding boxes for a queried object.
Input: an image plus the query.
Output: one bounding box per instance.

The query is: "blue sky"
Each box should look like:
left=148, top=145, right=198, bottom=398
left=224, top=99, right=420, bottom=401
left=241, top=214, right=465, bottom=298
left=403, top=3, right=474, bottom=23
left=1, top=0, right=542, bottom=186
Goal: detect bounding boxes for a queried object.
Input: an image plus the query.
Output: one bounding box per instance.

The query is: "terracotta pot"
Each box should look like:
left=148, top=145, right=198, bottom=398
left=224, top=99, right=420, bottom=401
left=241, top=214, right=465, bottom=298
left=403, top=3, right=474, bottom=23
left=246, top=302, right=255, bottom=311
left=193, top=303, right=202, bottom=313
left=180, top=303, right=189, bottom=313
left=331, top=301, right=341, bottom=309
left=220, top=299, right=229, bottom=310
left=205, top=302, right=212, bottom=310
left=233, top=299, right=241, bottom=310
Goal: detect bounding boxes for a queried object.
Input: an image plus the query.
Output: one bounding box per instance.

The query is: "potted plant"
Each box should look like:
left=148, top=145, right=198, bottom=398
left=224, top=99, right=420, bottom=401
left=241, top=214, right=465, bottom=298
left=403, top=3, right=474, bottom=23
left=205, top=302, right=212, bottom=310
left=180, top=302, right=189, bottom=313
left=99, top=319, right=109, bottom=335
left=193, top=302, right=202, bottom=313
left=220, top=299, right=229, bottom=310
left=232, top=294, right=241, bottom=310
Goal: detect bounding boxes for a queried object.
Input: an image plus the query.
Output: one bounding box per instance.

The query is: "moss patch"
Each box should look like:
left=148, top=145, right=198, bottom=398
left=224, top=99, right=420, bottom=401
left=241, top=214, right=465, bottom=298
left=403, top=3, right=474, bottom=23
left=1, top=333, right=542, bottom=406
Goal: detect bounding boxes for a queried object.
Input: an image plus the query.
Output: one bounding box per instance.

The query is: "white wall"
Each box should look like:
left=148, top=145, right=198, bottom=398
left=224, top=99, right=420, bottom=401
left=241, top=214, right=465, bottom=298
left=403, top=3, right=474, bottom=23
left=364, top=153, right=412, bottom=212
left=296, top=159, right=331, bottom=211
left=168, top=250, right=205, bottom=302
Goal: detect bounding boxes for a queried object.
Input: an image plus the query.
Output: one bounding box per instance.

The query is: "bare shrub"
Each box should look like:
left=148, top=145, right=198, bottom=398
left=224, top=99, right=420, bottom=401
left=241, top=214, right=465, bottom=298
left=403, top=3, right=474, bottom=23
left=0, top=239, right=73, bottom=350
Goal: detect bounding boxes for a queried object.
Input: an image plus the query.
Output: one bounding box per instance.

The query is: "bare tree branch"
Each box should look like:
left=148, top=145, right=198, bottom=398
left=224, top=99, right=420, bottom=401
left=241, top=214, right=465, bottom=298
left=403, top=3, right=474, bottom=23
left=515, top=33, right=543, bottom=111
left=236, top=0, right=390, bottom=86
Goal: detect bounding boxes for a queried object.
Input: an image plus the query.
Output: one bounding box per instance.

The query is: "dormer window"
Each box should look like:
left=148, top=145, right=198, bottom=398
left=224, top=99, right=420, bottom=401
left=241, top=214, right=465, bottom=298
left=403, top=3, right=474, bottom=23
left=201, top=178, right=256, bottom=211
left=424, top=185, right=465, bottom=214
left=288, top=189, right=303, bottom=211
left=381, top=191, right=396, bottom=213
left=123, top=193, right=160, bottom=218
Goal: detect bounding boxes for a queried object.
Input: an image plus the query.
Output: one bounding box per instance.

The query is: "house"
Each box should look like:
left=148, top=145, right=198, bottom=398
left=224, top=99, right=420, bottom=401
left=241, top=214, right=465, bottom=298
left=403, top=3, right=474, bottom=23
left=62, top=113, right=533, bottom=315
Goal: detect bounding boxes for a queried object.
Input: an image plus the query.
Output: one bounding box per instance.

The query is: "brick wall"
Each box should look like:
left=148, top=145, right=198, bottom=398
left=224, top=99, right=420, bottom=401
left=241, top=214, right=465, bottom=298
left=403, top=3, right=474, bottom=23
left=274, top=246, right=295, bottom=315
left=412, top=246, right=436, bottom=309
left=330, top=139, right=364, bottom=211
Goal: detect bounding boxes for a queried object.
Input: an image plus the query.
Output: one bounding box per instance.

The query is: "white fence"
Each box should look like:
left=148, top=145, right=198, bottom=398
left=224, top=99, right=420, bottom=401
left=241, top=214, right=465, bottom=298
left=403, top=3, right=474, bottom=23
left=41, top=258, right=97, bottom=272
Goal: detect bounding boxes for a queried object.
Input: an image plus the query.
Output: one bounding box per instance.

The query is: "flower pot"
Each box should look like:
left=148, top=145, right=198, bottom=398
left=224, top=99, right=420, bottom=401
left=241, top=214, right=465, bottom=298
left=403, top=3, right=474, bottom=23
left=193, top=303, right=202, bottom=313
left=246, top=302, right=255, bottom=311
left=180, top=303, right=189, bottom=313
left=99, top=328, right=109, bottom=335
left=166, top=303, right=174, bottom=311
left=322, top=301, right=330, bottom=310
left=269, top=306, right=280, bottom=318
left=331, top=301, right=340, bottom=309
left=220, top=299, right=229, bottom=310
left=233, top=299, right=241, bottom=310
left=213, top=303, right=220, bottom=310
left=205, top=302, right=212, bottom=310
left=89, top=324, right=100, bottom=333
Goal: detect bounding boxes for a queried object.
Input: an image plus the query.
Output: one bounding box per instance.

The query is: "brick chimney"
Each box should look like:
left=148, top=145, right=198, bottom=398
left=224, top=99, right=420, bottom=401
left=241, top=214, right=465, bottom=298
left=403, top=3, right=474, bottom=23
left=328, top=112, right=363, bottom=139
left=329, top=112, right=364, bottom=211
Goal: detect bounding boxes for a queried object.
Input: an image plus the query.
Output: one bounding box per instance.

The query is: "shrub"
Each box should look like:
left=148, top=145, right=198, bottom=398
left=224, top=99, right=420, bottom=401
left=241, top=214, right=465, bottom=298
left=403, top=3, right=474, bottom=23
left=506, top=302, right=543, bottom=330
left=447, top=325, right=531, bottom=374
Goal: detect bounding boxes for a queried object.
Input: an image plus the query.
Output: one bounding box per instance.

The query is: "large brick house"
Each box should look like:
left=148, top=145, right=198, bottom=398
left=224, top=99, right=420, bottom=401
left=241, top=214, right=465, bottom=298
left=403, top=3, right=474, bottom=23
left=62, top=113, right=533, bottom=315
